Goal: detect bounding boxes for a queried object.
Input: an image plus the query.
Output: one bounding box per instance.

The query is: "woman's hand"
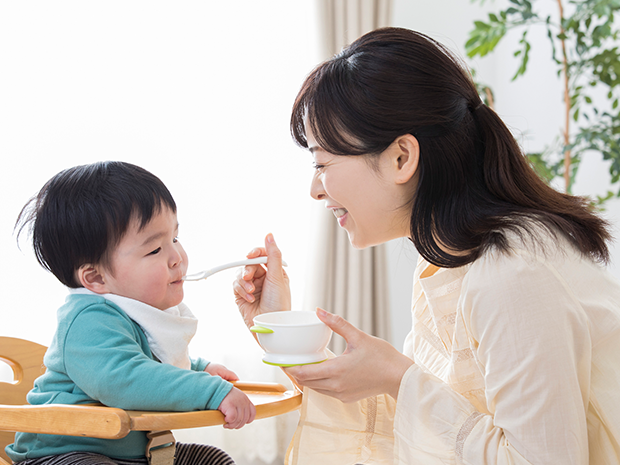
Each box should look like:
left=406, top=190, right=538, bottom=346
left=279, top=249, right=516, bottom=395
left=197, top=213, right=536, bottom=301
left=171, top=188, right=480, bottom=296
left=233, top=233, right=291, bottom=329
left=284, top=308, right=414, bottom=403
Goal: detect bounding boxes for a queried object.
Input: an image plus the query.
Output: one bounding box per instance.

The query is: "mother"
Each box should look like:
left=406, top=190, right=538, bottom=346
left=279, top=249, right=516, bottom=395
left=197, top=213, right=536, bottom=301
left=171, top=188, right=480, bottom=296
left=233, top=28, right=620, bottom=464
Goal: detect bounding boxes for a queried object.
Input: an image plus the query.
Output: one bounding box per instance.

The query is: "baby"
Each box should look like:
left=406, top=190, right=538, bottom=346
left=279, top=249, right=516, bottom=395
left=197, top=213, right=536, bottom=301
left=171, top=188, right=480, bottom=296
left=8, top=161, right=254, bottom=465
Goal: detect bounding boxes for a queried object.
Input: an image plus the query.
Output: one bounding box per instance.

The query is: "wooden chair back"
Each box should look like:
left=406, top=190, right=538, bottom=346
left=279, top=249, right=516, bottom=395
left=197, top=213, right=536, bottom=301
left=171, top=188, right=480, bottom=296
left=0, top=337, right=47, bottom=464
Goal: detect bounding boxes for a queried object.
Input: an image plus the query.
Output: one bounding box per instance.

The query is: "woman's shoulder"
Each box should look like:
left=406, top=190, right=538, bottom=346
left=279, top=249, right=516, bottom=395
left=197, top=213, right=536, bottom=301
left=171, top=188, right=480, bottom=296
left=476, top=220, right=587, bottom=270
left=460, top=220, right=620, bottom=354
left=417, top=222, right=577, bottom=288
left=463, top=219, right=620, bottom=304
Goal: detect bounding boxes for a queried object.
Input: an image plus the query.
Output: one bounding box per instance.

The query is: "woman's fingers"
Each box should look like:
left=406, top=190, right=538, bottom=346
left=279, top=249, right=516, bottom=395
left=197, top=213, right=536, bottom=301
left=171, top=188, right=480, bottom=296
left=233, top=274, right=259, bottom=303
left=233, top=233, right=292, bottom=331
left=242, top=257, right=267, bottom=282
left=284, top=309, right=414, bottom=402
left=234, top=246, right=268, bottom=303
left=243, top=246, right=268, bottom=278
left=316, top=308, right=362, bottom=348
left=285, top=309, right=362, bottom=387
left=264, top=233, right=286, bottom=281
left=253, top=234, right=292, bottom=311
left=286, top=359, right=335, bottom=384
left=246, top=246, right=267, bottom=259
left=285, top=358, right=356, bottom=402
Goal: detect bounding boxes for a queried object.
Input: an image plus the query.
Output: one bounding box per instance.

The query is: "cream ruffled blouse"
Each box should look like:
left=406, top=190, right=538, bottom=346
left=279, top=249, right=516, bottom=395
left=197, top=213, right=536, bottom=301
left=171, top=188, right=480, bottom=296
left=286, top=228, right=620, bottom=464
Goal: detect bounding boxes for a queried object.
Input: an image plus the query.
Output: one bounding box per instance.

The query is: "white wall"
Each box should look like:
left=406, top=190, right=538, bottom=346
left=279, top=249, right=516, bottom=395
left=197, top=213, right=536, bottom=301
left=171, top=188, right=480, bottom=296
left=0, top=4, right=319, bottom=463
left=386, top=0, right=620, bottom=351
left=0, top=1, right=319, bottom=348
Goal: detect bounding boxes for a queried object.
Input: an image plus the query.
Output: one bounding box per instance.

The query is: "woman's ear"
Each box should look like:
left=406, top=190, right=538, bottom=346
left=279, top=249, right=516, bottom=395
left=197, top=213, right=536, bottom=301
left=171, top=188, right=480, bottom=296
left=391, top=134, right=420, bottom=184
left=77, top=264, right=109, bottom=294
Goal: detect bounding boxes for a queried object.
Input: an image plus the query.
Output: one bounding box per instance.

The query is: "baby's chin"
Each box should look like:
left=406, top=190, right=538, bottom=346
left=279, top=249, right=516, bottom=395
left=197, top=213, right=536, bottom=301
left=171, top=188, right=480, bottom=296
left=151, top=293, right=184, bottom=311
left=171, top=290, right=185, bottom=307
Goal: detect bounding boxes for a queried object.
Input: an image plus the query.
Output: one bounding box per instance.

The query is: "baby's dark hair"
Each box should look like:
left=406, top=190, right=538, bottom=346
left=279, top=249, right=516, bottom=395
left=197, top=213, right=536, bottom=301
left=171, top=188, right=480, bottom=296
left=15, top=161, right=176, bottom=288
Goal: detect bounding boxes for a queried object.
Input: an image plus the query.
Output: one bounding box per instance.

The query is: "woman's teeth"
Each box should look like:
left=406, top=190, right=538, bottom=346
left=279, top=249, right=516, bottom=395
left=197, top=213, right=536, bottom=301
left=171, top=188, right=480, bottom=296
left=333, top=208, right=348, bottom=218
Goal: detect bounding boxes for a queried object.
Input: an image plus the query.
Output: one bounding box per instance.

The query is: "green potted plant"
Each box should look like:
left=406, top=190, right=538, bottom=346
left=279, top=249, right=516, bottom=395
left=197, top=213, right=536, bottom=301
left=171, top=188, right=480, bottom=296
left=466, top=0, right=620, bottom=202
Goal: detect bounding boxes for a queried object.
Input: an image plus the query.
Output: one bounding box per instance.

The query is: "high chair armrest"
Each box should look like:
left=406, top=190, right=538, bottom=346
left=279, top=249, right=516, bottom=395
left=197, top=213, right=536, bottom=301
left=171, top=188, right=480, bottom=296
left=0, top=404, right=131, bottom=439
left=126, top=382, right=301, bottom=431
left=0, top=382, right=301, bottom=438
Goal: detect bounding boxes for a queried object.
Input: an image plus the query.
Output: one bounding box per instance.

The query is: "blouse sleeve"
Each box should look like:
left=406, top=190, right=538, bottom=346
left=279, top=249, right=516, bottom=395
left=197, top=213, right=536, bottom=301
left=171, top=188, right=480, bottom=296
left=394, top=248, right=591, bottom=464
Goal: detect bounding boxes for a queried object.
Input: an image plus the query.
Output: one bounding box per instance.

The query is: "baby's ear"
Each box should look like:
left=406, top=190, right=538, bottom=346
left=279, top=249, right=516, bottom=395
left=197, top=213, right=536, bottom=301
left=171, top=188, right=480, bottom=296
left=77, top=264, right=108, bottom=294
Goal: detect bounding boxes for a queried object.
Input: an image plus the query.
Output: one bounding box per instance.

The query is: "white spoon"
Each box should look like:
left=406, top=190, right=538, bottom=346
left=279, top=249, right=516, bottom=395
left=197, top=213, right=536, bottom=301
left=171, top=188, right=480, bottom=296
left=182, top=257, right=288, bottom=281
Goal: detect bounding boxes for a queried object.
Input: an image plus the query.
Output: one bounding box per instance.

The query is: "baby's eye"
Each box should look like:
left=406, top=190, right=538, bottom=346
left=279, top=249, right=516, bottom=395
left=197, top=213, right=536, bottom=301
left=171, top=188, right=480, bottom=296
left=148, top=247, right=161, bottom=255
left=173, top=237, right=179, bottom=244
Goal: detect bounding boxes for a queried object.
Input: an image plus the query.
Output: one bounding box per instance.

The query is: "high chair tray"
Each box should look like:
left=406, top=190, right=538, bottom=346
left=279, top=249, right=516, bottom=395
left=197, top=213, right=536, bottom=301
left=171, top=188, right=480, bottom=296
left=127, top=381, right=301, bottom=431
left=0, top=382, right=301, bottom=439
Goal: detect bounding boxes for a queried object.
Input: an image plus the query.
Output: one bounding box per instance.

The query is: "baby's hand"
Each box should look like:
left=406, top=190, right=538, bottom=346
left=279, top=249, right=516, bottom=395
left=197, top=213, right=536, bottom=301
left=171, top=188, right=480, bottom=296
left=205, top=363, right=239, bottom=382
left=218, top=387, right=256, bottom=429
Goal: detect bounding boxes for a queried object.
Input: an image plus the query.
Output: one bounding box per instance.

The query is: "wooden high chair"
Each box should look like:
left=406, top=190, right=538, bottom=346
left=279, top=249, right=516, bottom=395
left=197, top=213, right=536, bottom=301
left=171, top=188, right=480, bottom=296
left=0, top=337, right=301, bottom=465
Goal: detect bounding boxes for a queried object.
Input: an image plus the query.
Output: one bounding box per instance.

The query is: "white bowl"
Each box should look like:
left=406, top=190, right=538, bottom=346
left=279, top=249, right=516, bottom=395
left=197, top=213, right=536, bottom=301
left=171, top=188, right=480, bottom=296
left=251, top=311, right=332, bottom=366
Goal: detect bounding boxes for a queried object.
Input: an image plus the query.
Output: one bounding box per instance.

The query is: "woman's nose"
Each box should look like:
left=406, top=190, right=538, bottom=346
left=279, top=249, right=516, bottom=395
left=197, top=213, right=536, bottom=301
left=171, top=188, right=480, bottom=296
left=310, top=173, right=326, bottom=200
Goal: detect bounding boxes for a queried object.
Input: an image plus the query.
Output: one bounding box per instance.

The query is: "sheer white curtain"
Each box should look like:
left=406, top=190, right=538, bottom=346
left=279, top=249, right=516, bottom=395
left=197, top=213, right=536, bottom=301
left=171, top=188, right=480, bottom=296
left=303, top=0, right=393, bottom=354
left=0, top=2, right=319, bottom=464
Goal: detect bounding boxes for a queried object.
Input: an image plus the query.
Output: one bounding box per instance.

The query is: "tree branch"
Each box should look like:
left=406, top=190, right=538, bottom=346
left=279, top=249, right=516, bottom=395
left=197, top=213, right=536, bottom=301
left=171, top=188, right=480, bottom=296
left=557, top=0, right=571, bottom=192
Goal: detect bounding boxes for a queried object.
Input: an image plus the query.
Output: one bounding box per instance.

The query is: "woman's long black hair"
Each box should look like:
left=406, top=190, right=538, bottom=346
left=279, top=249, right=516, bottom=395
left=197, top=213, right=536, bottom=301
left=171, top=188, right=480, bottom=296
left=291, top=27, right=611, bottom=267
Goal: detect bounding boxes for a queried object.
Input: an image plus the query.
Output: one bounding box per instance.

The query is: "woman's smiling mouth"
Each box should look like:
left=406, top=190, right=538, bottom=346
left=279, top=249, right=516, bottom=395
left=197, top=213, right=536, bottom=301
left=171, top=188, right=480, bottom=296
left=332, top=208, right=348, bottom=218
left=332, top=208, right=349, bottom=227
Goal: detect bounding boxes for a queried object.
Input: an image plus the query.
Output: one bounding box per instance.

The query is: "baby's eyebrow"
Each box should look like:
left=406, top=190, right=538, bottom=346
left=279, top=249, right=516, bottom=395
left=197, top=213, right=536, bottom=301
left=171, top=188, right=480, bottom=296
left=141, top=223, right=179, bottom=246
left=141, top=232, right=165, bottom=247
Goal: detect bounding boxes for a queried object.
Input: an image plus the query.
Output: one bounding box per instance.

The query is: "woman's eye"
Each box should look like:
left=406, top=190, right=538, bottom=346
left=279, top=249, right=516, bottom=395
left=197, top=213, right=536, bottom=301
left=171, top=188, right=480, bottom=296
left=313, top=162, right=326, bottom=170
left=148, top=247, right=161, bottom=255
